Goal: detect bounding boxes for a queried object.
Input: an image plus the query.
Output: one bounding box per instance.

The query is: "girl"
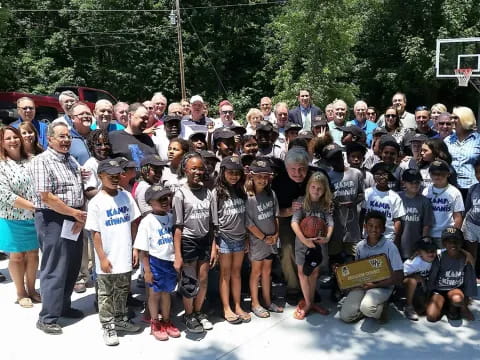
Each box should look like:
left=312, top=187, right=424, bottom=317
left=418, top=138, right=456, bottom=187
left=245, top=159, right=283, bottom=318
left=212, top=156, right=250, bottom=324
left=291, top=172, right=333, bottom=320
left=161, top=138, right=190, bottom=193
left=18, top=122, right=43, bottom=156
left=173, top=153, right=216, bottom=333
left=83, top=129, right=112, bottom=200
left=134, top=155, right=166, bottom=216
left=403, top=239, right=437, bottom=321
left=241, top=135, right=258, bottom=157
left=426, top=228, right=476, bottom=322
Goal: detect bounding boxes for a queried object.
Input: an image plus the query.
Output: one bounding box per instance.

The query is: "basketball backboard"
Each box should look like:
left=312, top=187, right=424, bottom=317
left=436, top=37, right=480, bottom=78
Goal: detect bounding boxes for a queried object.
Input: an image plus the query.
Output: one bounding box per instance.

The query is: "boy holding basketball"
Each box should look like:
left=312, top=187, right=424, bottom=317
left=339, top=211, right=403, bottom=324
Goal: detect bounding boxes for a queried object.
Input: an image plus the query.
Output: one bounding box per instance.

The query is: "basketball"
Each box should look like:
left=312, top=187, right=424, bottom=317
left=300, top=216, right=327, bottom=238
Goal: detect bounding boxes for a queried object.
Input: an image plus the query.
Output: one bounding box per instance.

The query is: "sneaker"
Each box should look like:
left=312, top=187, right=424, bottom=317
left=115, top=319, right=141, bottom=333
left=150, top=319, right=168, bottom=341
left=184, top=313, right=204, bottom=333
left=36, top=320, right=62, bottom=335
left=195, top=312, right=213, bottom=330
left=73, top=282, right=87, bottom=293
left=61, top=307, right=85, bottom=319
left=404, top=305, right=419, bottom=321
left=103, top=324, right=119, bottom=346
left=163, top=320, right=181, bottom=338
left=127, top=294, right=144, bottom=308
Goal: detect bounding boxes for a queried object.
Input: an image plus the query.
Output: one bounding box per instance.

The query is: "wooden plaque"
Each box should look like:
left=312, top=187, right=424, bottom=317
left=335, top=254, right=393, bottom=290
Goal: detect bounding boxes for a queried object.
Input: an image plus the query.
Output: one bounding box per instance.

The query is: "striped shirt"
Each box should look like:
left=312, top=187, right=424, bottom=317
left=444, top=132, right=480, bottom=189
left=29, top=147, right=84, bottom=209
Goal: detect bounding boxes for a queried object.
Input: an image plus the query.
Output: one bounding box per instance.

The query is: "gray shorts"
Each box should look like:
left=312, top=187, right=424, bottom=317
left=461, top=220, right=480, bottom=243
left=295, top=237, right=308, bottom=266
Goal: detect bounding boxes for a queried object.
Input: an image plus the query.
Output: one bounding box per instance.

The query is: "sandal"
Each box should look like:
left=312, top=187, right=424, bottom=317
left=236, top=312, right=252, bottom=323
left=16, top=297, right=33, bottom=308
left=311, top=303, right=330, bottom=316
left=293, top=306, right=308, bottom=320
left=224, top=313, right=242, bottom=324
left=267, top=303, right=284, bottom=313
left=29, top=292, right=42, bottom=304
left=252, top=306, right=270, bottom=318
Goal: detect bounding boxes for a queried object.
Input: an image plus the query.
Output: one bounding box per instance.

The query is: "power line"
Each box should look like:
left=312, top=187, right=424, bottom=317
left=70, top=39, right=162, bottom=49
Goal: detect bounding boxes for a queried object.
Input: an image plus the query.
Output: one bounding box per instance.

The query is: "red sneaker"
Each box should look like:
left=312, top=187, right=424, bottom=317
left=163, top=320, right=181, bottom=338
left=150, top=319, right=168, bottom=341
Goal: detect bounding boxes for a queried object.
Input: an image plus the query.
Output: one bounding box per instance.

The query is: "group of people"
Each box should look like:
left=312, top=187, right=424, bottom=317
left=0, top=88, right=478, bottom=346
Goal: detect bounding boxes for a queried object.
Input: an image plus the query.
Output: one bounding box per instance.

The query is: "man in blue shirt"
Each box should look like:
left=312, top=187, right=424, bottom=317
left=348, top=100, right=377, bottom=147
left=11, top=97, right=49, bottom=149
left=54, top=90, right=78, bottom=125
left=91, top=100, right=124, bottom=132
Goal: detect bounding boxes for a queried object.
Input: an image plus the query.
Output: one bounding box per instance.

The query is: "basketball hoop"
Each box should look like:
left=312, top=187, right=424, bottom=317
left=454, top=68, right=473, bottom=87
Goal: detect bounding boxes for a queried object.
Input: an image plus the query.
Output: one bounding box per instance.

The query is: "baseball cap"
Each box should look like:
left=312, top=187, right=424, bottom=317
left=312, top=116, right=328, bottom=127
left=189, top=132, right=207, bottom=141
left=256, top=121, right=273, bottom=133
left=115, top=156, right=137, bottom=170
left=322, top=143, right=344, bottom=160
left=200, top=150, right=220, bottom=162
left=429, top=159, right=450, bottom=174
left=370, top=162, right=395, bottom=180
left=379, top=134, right=400, bottom=151
left=220, top=156, right=243, bottom=171
left=190, top=95, right=204, bottom=104
left=213, top=128, right=236, bottom=142
left=228, top=125, right=247, bottom=136
left=303, top=245, right=323, bottom=276
left=338, top=125, right=365, bottom=140
left=402, top=168, right=423, bottom=183
left=373, top=127, right=388, bottom=137
left=144, top=184, right=172, bottom=203
left=140, top=154, right=168, bottom=168
left=97, top=159, right=123, bottom=175
left=285, top=122, right=302, bottom=132
left=441, top=227, right=464, bottom=244
left=415, top=238, right=437, bottom=252
left=298, top=130, right=314, bottom=140
left=249, top=159, right=273, bottom=174
left=408, top=133, right=428, bottom=144
left=345, top=142, right=367, bottom=155
left=163, top=115, right=182, bottom=124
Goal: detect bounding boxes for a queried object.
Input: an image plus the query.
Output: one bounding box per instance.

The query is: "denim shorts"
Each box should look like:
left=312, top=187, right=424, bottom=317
left=217, top=235, right=245, bottom=254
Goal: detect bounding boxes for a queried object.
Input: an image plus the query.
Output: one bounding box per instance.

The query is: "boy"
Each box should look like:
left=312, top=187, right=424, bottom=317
left=85, top=159, right=142, bottom=346
left=398, top=169, right=434, bottom=259
left=212, top=128, right=236, bottom=159
left=363, top=162, right=406, bottom=245
left=422, top=160, right=464, bottom=248
left=378, top=135, right=402, bottom=191
left=340, top=211, right=404, bottom=323
left=346, top=142, right=374, bottom=189
left=135, top=155, right=168, bottom=216
left=134, top=184, right=181, bottom=341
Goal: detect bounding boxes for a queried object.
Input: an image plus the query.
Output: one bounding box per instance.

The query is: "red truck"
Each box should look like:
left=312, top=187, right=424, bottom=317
left=0, top=86, right=117, bottom=123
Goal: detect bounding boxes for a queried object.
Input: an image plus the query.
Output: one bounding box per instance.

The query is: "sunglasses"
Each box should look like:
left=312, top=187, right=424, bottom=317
left=222, top=110, right=234, bottom=115
left=385, top=114, right=396, bottom=118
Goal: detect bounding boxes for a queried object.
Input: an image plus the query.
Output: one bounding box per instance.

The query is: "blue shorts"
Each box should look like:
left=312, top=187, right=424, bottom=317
left=148, top=257, right=177, bottom=293
left=217, top=235, right=245, bottom=254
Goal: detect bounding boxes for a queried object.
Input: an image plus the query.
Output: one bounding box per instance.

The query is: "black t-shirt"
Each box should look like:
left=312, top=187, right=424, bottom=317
left=109, top=130, right=155, bottom=166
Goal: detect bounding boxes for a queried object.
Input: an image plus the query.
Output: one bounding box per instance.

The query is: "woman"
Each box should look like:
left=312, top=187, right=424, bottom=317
left=383, top=106, right=410, bottom=145
left=0, top=126, right=39, bottom=307
left=430, top=103, right=447, bottom=130
left=366, top=106, right=378, bottom=123
left=18, top=122, right=43, bottom=156
left=418, top=138, right=457, bottom=187
left=445, top=106, right=480, bottom=200
left=245, top=108, right=263, bottom=135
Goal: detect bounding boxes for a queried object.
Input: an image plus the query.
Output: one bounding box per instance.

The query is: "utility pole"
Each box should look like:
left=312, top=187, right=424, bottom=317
left=175, top=0, right=186, bottom=100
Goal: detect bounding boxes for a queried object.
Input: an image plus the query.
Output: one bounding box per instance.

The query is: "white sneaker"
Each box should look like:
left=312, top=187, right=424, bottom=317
left=195, top=312, right=213, bottom=330
left=103, top=324, right=119, bottom=346
left=404, top=305, right=419, bottom=321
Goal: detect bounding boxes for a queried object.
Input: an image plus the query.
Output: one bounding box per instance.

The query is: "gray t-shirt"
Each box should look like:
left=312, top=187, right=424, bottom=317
left=356, top=236, right=403, bottom=273
left=398, top=192, right=434, bottom=258
left=465, top=183, right=480, bottom=226
left=172, top=184, right=213, bottom=239
left=134, top=180, right=153, bottom=216
left=212, top=188, right=247, bottom=242
left=291, top=196, right=333, bottom=229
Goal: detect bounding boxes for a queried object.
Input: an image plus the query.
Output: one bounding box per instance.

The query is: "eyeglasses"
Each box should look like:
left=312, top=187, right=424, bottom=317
left=222, top=110, right=234, bottom=115
left=55, top=135, right=72, bottom=141
left=19, top=106, right=34, bottom=111
left=72, top=112, right=92, bottom=117
left=367, top=112, right=376, bottom=116
left=415, top=106, right=428, bottom=111
left=385, top=114, right=396, bottom=118
left=438, top=122, right=452, bottom=126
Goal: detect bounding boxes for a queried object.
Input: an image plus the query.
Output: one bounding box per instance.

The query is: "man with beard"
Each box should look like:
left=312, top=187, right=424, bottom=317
left=328, top=99, right=348, bottom=145
left=288, top=89, right=322, bottom=131
left=113, top=102, right=129, bottom=128
left=92, top=100, right=123, bottom=132
left=109, top=103, right=155, bottom=166
left=256, top=121, right=286, bottom=160
left=55, top=90, right=78, bottom=124
left=153, top=115, right=182, bottom=160
left=377, top=92, right=416, bottom=130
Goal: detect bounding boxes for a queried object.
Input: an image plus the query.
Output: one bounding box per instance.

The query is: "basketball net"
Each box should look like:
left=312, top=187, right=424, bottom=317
left=454, top=68, right=473, bottom=87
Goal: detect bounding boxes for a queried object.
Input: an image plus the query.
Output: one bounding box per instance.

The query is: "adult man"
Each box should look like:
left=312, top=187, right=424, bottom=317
left=325, top=103, right=335, bottom=122
left=67, top=102, right=91, bottom=166
left=152, top=116, right=182, bottom=160
left=436, top=112, right=454, bottom=139
left=167, top=102, right=184, bottom=116
left=402, top=108, right=438, bottom=148
left=377, top=92, right=416, bottom=129
left=113, top=102, right=129, bottom=128
left=143, top=100, right=156, bottom=129
left=109, top=103, right=155, bottom=166
left=11, top=97, right=48, bottom=149
left=92, top=100, right=123, bottom=132
left=274, top=102, right=289, bottom=141
left=152, top=92, right=167, bottom=124
left=328, top=99, right=348, bottom=145
left=288, top=89, right=322, bottom=131
left=347, top=101, right=377, bottom=147
left=55, top=90, right=78, bottom=124
left=260, top=97, right=277, bottom=124
left=181, top=99, right=191, bottom=116
left=31, top=122, right=87, bottom=334
left=214, top=101, right=241, bottom=129
left=182, top=95, right=213, bottom=139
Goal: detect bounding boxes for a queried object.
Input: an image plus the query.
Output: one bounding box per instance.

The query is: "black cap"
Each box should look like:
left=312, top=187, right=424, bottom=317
left=114, top=156, right=137, bottom=170
left=220, top=156, right=243, bottom=171
left=415, top=238, right=437, bottom=252
left=373, top=127, right=388, bottom=137
left=402, top=168, right=423, bottom=182
left=338, top=125, right=365, bottom=140
left=189, top=132, right=207, bottom=141
left=163, top=115, right=182, bottom=124
left=408, top=133, right=428, bottom=144
left=249, top=159, right=273, bottom=174
left=322, top=143, right=344, bottom=160
left=312, top=117, right=328, bottom=127
left=213, top=128, right=235, bottom=142
left=345, top=142, right=367, bottom=155
left=370, top=162, right=395, bottom=180
left=441, top=227, right=464, bottom=244
left=256, top=121, right=273, bottom=133
left=379, top=134, right=400, bottom=151
left=140, top=154, right=168, bottom=168
left=97, top=159, right=123, bottom=175
left=303, top=245, right=323, bottom=276
left=144, top=184, right=172, bottom=203
left=227, top=125, right=247, bottom=136
left=429, top=159, right=450, bottom=174
left=285, top=122, right=302, bottom=132
left=200, top=150, right=220, bottom=162
left=298, top=130, right=314, bottom=140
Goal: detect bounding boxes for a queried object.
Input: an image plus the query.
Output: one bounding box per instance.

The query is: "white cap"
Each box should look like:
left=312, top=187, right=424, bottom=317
left=190, top=95, right=204, bottom=104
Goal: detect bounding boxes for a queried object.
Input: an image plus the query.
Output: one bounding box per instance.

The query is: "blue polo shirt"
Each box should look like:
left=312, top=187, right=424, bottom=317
left=11, top=118, right=49, bottom=149
left=347, top=119, right=377, bottom=146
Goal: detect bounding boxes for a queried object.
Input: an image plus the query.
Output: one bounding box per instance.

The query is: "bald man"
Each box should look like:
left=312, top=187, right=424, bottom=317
left=92, top=100, right=124, bottom=132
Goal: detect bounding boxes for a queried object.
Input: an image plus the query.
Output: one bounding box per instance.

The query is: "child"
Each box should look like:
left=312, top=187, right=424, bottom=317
left=461, top=158, right=480, bottom=263
left=212, top=156, right=250, bottom=324
left=134, top=155, right=168, bottom=216
left=291, top=171, right=333, bottom=320
left=398, top=169, right=434, bottom=259
left=363, top=162, right=406, bottom=244
left=161, top=138, right=190, bottom=193
left=241, top=135, right=258, bottom=157
left=134, top=184, right=181, bottom=341
left=340, top=211, right=404, bottom=324
left=403, top=239, right=437, bottom=320
left=426, top=228, right=477, bottom=322
left=173, top=152, right=216, bottom=333
left=422, top=160, right=464, bottom=248
left=85, top=159, right=142, bottom=346
left=378, top=136, right=403, bottom=191
left=245, top=159, right=283, bottom=318
left=346, top=142, right=374, bottom=190
left=212, top=128, right=236, bottom=160
left=83, top=129, right=112, bottom=199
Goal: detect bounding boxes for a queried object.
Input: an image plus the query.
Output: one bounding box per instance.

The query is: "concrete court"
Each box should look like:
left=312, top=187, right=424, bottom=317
left=1, top=258, right=479, bottom=360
